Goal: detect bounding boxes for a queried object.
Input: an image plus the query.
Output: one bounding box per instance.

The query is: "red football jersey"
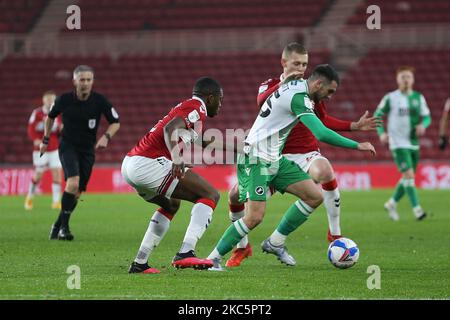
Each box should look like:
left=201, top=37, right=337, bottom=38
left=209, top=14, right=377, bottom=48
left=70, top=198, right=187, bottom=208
left=128, top=97, right=207, bottom=160
left=27, top=107, right=62, bottom=152
left=256, top=76, right=352, bottom=154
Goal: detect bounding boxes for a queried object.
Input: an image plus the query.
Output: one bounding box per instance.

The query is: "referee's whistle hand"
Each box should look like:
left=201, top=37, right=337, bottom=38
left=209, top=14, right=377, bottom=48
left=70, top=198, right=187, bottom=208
left=95, top=136, right=109, bottom=149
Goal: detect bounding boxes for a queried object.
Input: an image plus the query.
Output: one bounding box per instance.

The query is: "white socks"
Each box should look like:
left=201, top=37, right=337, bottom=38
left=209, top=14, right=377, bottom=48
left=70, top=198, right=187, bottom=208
left=52, top=182, right=61, bottom=203
left=27, top=180, right=37, bottom=198
left=134, top=210, right=171, bottom=264
left=179, top=201, right=214, bottom=254
left=269, top=230, right=287, bottom=247
left=322, top=186, right=341, bottom=236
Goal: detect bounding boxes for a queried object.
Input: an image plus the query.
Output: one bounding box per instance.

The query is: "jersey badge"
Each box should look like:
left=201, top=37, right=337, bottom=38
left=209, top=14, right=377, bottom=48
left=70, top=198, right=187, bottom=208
left=88, top=119, right=96, bottom=129
left=258, top=85, right=269, bottom=94
left=188, top=110, right=201, bottom=123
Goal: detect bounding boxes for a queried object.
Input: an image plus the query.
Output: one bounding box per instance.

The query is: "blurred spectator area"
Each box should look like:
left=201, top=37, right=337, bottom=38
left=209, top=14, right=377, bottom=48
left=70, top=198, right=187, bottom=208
left=0, top=0, right=48, bottom=33
left=72, top=0, right=331, bottom=32
left=347, top=0, right=450, bottom=25
left=1, top=49, right=449, bottom=164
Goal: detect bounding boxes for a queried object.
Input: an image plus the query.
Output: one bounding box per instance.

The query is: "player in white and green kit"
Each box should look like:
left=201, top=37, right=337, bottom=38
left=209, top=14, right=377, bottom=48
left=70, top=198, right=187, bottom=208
left=205, top=65, right=376, bottom=269
left=375, top=66, right=431, bottom=221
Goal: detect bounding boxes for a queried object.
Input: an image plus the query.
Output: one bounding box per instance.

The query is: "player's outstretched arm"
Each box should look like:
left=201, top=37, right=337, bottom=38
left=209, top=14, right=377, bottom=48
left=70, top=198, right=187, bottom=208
left=350, top=110, right=383, bottom=131
left=300, top=114, right=376, bottom=156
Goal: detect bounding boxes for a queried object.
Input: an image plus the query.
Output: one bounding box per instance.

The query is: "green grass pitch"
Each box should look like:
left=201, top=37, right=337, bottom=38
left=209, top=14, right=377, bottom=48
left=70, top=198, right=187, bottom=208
left=1, top=190, right=449, bottom=300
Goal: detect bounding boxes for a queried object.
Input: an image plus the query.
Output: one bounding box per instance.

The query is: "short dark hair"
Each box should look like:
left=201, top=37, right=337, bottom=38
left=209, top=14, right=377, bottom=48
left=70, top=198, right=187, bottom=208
left=73, top=65, right=94, bottom=79
left=309, top=64, right=340, bottom=85
left=192, top=77, right=222, bottom=97
left=282, top=42, right=308, bottom=58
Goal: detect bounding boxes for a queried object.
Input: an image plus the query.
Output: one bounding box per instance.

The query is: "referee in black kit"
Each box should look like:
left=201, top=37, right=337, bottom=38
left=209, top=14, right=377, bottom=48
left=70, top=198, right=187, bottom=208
left=40, top=65, right=120, bottom=240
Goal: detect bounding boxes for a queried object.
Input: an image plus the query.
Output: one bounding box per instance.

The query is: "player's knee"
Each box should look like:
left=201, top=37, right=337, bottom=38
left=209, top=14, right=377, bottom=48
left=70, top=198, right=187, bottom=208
left=311, top=163, right=334, bottom=183
left=318, top=170, right=335, bottom=184
left=228, top=185, right=240, bottom=205
left=66, top=181, right=79, bottom=194
left=403, top=170, right=415, bottom=180
left=204, top=189, right=220, bottom=205
left=167, top=199, right=181, bottom=215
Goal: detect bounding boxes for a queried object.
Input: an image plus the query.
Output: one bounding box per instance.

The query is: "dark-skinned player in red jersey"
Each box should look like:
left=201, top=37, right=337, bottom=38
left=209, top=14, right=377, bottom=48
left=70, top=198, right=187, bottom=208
left=122, top=77, right=224, bottom=274
left=225, top=43, right=381, bottom=267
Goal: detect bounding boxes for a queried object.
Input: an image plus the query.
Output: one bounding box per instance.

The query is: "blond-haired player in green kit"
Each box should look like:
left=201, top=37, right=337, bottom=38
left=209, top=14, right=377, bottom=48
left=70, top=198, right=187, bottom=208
left=375, top=66, right=431, bottom=221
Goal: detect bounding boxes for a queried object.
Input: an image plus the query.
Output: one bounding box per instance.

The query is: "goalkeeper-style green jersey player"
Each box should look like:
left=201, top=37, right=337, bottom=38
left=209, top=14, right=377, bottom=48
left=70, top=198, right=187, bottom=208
left=375, top=66, right=431, bottom=221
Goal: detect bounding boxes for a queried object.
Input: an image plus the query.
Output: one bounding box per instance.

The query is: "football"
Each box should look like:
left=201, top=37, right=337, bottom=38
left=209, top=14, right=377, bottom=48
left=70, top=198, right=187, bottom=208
left=327, top=238, right=360, bottom=269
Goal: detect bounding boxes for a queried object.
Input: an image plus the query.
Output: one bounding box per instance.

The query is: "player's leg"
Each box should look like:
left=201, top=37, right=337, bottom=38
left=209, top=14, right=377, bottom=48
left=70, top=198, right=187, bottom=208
left=307, top=157, right=342, bottom=242
left=225, top=183, right=253, bottom=267
left=57, top=150, right=96, bottom=239
left=50, top=142, right=82, bottom=240
left=169, top=170, right=220, bottom=269
left=384, top=148, right=408, bottom=221
left=121, top=156, right=175, bottom=273
left=49, top=150, right=63, bottom=209
left=207, top=199, right=264, bottom=270
left=129, top=195, right=180, bottom=274
left=207, top=158, right=270, bottom=269
left=404, top=149, right=426, bottom=220
left=121, top=155, right=217, bottom=269
left=263, top=157, right=322, bottom=265
left=25, top=151, right=46, bottom=210
left=228, top=184, right=247, bottom=248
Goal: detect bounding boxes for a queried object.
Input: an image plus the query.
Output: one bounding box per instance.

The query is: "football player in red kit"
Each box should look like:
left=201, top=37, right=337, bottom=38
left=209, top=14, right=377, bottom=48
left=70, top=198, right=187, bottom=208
left=438, top=97, right=450, bottom=150
left=122, top=77, right=223, bottom=274
left=25, top=91, right=63, bottom=210
left=225, top=43, right=380, bottom=267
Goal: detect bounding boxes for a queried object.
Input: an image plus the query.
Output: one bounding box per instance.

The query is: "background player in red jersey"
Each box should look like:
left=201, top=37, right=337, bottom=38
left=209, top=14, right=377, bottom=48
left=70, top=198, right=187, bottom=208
left=25, top=91, right=63, bottom=210
left=225, top=43, right=381, bottom=267
left=438, top=97, right=450, bottom=150
left=122, top=77, right=224, bottom=274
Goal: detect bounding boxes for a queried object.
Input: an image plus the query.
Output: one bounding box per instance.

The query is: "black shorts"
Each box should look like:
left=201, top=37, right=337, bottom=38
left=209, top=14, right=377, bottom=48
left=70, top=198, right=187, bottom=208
left=58, top=140, right=95, bottom=192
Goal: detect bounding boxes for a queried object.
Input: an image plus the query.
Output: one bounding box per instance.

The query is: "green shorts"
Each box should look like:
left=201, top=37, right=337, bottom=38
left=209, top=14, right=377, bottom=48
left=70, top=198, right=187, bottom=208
left=391, top=148, right=420, bottom=173
left=237, top=154, right=310, bottom=202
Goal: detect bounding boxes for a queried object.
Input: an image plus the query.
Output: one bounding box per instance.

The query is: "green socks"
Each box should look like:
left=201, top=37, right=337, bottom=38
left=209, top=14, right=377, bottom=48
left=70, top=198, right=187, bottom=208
left=276, top=200, right=313, bottom=236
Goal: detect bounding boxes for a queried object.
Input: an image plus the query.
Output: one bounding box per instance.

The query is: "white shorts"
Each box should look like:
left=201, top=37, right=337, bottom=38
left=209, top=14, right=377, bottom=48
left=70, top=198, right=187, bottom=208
left=32, top=150, right=62, bottom=172
left=121, top=155, right=180, bottom=201
left=284, top=151, right=328, bottom=173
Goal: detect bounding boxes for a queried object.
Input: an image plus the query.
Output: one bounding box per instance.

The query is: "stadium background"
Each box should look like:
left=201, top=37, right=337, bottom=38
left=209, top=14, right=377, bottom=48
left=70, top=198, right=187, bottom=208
left=1, top=0, right=449, bottom=195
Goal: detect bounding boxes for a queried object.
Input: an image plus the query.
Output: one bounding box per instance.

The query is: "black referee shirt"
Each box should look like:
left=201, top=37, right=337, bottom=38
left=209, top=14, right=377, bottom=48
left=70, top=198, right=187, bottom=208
left=48, top=91, right=120, bottom=151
